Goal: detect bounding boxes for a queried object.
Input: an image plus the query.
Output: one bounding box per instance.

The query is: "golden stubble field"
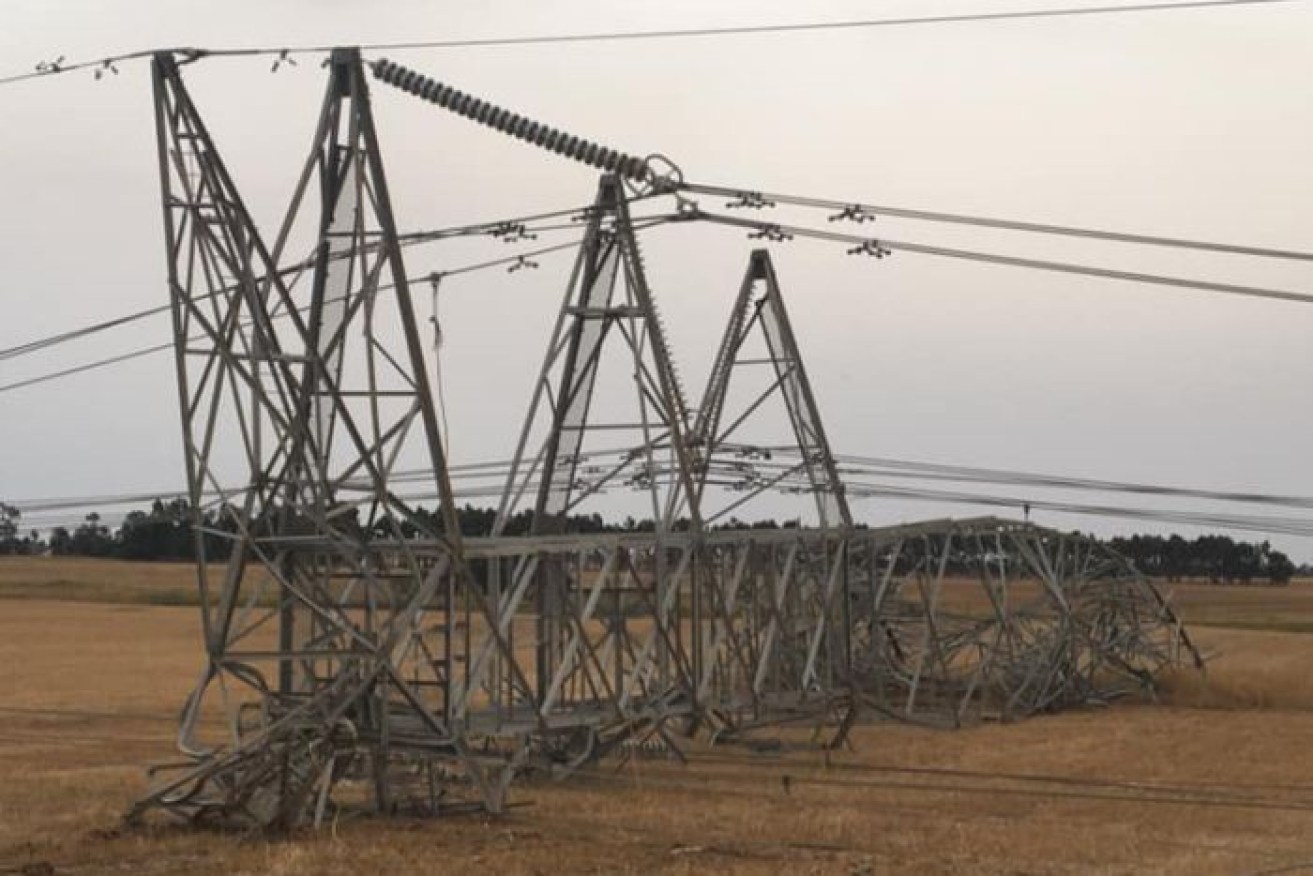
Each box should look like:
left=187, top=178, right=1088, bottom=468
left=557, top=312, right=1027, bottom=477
left=4, top=558, right=1313, bottom=874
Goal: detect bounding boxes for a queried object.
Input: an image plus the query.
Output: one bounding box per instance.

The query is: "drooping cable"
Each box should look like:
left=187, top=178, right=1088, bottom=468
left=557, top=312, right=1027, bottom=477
left=1, top=1, right=1296, bottom=88
left=694, top=211, right=1313, bottom=305
left=0, top=204, right=601, bottom=365
left=0, top=217, right=683, bottom=395
left=681, top=181, right=1313, bottom=263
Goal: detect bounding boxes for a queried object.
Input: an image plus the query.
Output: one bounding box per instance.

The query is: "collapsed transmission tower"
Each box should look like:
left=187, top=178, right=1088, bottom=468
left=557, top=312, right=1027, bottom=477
left=131, top=49, right=1202, bottom=831
left=132, top=47, right=520, bottom=829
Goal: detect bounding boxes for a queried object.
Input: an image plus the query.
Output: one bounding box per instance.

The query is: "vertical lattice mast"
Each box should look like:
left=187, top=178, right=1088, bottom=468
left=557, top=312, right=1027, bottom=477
left=137, top=48, right=490, bottom=829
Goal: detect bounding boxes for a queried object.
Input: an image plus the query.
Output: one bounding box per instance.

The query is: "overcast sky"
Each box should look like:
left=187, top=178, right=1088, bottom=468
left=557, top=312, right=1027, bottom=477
left=2, top=0, right=1311, bottom=554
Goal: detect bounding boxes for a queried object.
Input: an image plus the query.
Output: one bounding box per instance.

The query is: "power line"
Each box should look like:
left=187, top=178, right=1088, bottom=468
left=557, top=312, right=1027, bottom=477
left=0, top=303, right=172, bottom=363
left=17, top=444, right=1313, bottom=537
left=0, top=208, right=683, bottom=396
left=0, top=205, right=601, bottom=365
left=355, top=0, right=1301, bottom=51
left=0, top=230, right=606, bottom=395
left=6, top=190, right=1304, bottom=385
left=828, top=452, right=1313, bottom=510
left=696, top=211, right=1313, bottom=305
left=0, top=1, right=1297, bottom=88
left=3, top=207, right=1304, bottom=400
left=0, top=341, right=173, bottom=394
left=840, top=481, right=1313, bottom=537
left=682, top=181, right=1313, bottom=264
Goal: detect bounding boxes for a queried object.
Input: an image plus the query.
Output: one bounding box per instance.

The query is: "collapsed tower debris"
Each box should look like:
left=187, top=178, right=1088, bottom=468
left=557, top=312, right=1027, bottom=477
left=130, top=48, right=1201, bottom=831
left=851, top=518, right=1199, bottom=727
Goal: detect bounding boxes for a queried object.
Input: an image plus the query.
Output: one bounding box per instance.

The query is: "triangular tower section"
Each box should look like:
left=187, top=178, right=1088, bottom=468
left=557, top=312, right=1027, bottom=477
left=692, top=248, right=851, bottom=530
left=496, top=175, right=701, bottom=535
left=491, top=175, right=703, bottom=722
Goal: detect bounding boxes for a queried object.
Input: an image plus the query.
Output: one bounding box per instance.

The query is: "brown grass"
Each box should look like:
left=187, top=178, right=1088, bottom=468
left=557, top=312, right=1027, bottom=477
left=1167, top=577, right=1313, bottom=633
left=0, top=556, right=199, bottom=605
left=5, top=564, right=1313, bottom=873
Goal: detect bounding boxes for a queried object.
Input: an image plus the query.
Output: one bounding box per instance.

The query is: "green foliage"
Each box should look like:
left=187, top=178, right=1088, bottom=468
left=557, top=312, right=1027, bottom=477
left=0, top=503, right=41, bottom=556
left=1109, top=533, right=1296, bottom=585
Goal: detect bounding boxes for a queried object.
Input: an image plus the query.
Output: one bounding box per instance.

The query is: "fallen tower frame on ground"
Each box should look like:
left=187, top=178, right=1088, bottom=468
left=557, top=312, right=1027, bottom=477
left=130, top=48, right=1201, bottom=830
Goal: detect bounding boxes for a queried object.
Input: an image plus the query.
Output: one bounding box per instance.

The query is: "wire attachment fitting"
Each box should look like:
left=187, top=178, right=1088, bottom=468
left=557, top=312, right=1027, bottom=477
left=847, top=240, right=892, bottom=258
left=489, top=221, right=537, bottom=243
left=829, top=204, right=875, bottom=223
left=271, top=50, right=297, bottom=73
left=726, top=191, right=775, bottom=210
left=748, top=224, right=793, bottom=243
left=507, top=255, right=540, bottom=273
left=639, top=153, right=685, bottom=195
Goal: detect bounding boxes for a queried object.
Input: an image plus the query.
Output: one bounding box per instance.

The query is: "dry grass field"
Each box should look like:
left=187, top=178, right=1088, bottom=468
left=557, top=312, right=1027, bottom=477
left=4, top=559, right=1313, bottom=874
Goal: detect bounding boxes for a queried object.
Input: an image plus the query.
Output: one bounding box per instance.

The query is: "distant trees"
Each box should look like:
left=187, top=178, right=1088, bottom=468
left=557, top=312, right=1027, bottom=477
left=30, top=500, right=235, bottom=562
left=0, top=502, right=41, bottom=555
left=0, top=494, right=1301, bottom=585
left=116, top=499, right=197, bottom=561
left=67, top=512, right=114, bottom=557
left=0, top=503, right=18, bottom=552
left=1108, top=533, right=1296, bottom=585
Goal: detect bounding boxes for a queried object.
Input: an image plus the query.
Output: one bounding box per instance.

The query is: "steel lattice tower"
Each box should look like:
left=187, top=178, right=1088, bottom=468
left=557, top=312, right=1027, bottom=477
left=130, top=49, right=1202, bottom=831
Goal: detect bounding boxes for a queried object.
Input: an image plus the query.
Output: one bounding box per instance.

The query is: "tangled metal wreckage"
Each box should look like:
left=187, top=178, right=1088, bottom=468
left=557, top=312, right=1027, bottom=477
left=128, top=49, right=1201, bottom=829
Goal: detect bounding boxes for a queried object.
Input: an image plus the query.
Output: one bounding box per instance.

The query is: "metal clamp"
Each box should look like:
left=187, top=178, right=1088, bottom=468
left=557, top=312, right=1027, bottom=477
left=828, top=204, right=875, bottom=224
left=748, top=224, right=793, bottom=243
left=726, top=191, right=776, bottom=210
left=847, top=240, right=891, bottom=259
left=271, top=50, right=297, bottom=73
left=489, top=221, right=537, bottom=243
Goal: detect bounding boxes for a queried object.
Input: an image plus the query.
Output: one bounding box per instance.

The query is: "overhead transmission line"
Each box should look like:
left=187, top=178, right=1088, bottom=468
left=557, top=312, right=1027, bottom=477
left=0, top=205, right=663, bottom=393
left=829, top=453, right=1313, bottom=510
left=0, top=208, right=681, bottom=396
left=0, top=203, right=601, bottom=365
left=0, top=0, right=1298, bottom=88
left=694, top=211, right=1313, bottom=305
left=367, top=58, right=1313, bottom=300
left=19, top=445, right=1313, bottom=539
left=6, top=198, right=1307, bottom=389
left=679, top=182, right=1313, bottom=264
left=23, top=481, right=1313, bottom=539
left=4, top=185, right=1310, bottom=393
left=7, top=30, right=1312, bottom=376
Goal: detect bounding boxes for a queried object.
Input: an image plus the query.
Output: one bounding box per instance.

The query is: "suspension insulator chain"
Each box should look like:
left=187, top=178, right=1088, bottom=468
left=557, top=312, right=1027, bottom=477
left=370, top=58, right=682, bottom=191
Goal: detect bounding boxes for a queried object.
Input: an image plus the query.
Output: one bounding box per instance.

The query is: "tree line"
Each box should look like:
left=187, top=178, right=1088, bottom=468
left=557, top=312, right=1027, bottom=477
left=0, top=498, right=1298, bottom=584
left=1106, top=533, right=1295, bottom=584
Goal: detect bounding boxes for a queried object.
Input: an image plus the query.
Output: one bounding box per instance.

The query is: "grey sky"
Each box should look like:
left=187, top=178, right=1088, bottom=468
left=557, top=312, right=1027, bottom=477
left=1, top=1, right=1311, bottom=554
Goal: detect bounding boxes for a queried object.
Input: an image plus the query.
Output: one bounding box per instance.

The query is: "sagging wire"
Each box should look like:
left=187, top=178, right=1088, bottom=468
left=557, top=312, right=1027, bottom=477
left=0, top=213, right=679, bottom=395
left=691, top=210, right=1313, bottom=305
left=2, top=2, right=1300, bottom=88
left=680, top=181, right=1313, bottom=263
left=0, top=203, right=612, bottom=367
